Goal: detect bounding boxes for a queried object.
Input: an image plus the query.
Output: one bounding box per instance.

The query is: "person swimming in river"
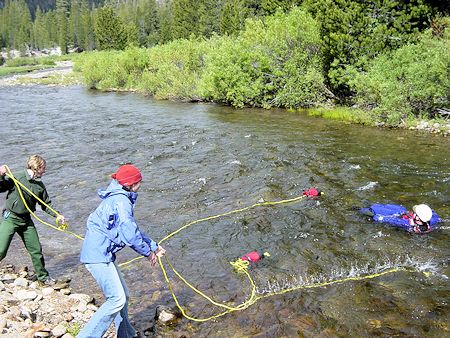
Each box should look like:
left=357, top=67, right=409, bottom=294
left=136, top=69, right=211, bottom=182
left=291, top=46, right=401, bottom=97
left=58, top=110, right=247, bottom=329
left=360, top=203, right=440, bottom=234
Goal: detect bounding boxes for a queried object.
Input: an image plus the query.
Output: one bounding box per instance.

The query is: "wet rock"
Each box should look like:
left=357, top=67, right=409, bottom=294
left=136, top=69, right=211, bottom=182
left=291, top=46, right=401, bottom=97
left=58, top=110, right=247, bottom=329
left=155, top=305, right=179, bottom=325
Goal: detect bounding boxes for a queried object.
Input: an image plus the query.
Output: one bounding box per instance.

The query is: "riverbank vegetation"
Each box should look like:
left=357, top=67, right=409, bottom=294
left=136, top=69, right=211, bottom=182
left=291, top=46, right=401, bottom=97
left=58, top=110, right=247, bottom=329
left=0, top=56, right=55, bottom=76
left=1, top=1, right=449, bottom=130
left=74, top=6, right=449, bottom=130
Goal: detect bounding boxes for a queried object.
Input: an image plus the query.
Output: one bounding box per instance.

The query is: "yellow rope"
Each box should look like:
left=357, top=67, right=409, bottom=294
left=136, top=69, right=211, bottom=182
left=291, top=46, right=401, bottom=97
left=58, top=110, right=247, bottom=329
left=138, top=194, right=416, bottom=323
left=2, top=168, right=415, bottom=322
left=4, top=165, right=84, bottom=240
left=119, top=194, right=307, bottom=268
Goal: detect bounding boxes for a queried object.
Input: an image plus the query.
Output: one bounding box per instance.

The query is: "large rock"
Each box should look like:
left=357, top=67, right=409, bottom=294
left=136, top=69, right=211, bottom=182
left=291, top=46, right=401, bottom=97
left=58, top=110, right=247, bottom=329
left=155, top=305, right=179, bottom=325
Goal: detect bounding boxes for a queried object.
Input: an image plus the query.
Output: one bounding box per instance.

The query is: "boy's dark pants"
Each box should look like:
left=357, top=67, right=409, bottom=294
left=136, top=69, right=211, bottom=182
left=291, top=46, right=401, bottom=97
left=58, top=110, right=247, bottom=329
left=0, top=213, right=49, bottom=281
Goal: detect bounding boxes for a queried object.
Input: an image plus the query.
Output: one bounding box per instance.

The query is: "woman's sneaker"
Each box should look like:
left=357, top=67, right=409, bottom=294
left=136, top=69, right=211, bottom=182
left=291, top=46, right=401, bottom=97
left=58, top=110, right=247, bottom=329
left=37, top=277, right=69, bottom=289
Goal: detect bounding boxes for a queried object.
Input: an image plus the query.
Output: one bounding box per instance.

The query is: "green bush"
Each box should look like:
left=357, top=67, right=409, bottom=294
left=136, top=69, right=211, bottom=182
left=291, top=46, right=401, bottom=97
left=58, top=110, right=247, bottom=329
left=76, top=39, right=210, bottom=99
left=75, top=50, right=126, bottom=89
left=349, top=23, right=450, bottom=125
left=200, top=7, right=328, bottom=108
left=138, top=39, right=210, bottom=100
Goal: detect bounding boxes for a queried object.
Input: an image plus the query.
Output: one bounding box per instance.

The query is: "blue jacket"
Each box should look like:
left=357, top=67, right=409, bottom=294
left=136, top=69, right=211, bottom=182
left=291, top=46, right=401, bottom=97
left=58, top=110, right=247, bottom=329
left=360, top=203, right=440, bottom=233
left=80, top=180, right=158, bottom=263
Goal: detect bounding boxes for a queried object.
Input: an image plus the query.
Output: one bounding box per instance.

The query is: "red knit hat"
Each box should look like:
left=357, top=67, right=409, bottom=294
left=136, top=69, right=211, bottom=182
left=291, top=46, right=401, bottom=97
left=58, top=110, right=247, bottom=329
left=111, top=164, right=142, bottom=186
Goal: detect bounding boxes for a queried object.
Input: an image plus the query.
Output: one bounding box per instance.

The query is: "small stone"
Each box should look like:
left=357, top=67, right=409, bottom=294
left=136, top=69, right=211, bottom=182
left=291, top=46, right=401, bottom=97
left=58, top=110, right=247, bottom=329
left=15, top=290, right=38, bottom=301
left=35, top=331, right=51, bottom=337
left=60, top=288, right=71, bottom=295
left=0, top=316, right=7, bottom=330
left=51, top=323, right=67, bottom=337
left=41, top=287, right=54, bottom=296
left=69, top=293, right=93, bottom=304
left=61, top=334, right=74, bottom=338
left=76, top=302, right=87, bottom=313
left=86, top=304, right=98, bottom=311
left=13, top=277, right=29, bottom=287
left=155, top=305, right=178, bottom=325
left=63, top=313, right=73, bottom=322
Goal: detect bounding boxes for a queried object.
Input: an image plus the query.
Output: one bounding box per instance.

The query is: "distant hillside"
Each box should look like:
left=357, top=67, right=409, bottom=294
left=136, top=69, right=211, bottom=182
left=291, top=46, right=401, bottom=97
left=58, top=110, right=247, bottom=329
left=0, top=0, right=55, bottom=12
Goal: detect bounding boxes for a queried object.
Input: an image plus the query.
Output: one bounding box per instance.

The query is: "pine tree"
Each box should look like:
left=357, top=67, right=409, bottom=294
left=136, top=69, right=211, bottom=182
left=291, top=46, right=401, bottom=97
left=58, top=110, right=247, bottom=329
left=220, top=0, right=248, bottom=36
left=2, top=0, right=32, bottom=52
left=45, top=9, right=60, bottom=48
left=198, top=0, right=221, bottom=38
left=94, top=6, right=127, bottom=50
left=261, top=0, right=301, bottom=15
left=157, top=1, right=173, bottom=44
left=69, top=0, right=84, bottom=49
left=56, top=0, right=70, bottom=54
left=136, top=0, right=159, bottom=46
left=32, top=6, right=50, bottom=49
left=81, top=6, right=96, bottom=51
left=303, top=0, right=434, bottom=96
left=171, top=0, right=199, bottom=39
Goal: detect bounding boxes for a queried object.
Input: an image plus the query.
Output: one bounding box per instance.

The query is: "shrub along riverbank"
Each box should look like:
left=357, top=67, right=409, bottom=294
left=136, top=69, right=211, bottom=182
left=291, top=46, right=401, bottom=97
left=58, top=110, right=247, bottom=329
left=72, top=8, right=449, bottom=132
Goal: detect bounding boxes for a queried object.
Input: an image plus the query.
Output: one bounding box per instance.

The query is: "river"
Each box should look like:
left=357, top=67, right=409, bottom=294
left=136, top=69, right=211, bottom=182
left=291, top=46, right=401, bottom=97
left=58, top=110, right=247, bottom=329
left=1, top=85, right=449, bottom=337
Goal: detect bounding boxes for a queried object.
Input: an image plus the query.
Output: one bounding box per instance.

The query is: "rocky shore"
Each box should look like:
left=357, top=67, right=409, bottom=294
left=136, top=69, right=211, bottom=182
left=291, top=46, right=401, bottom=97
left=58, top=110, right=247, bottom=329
left=0, top=264, right=181, bottom=337
left=0, top=264, right=105, bottom=337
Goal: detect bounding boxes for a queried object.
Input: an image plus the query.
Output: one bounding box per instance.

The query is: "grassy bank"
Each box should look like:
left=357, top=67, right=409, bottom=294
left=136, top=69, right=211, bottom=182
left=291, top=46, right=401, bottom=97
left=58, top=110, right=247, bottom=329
left=0, top=64, right=54, bottom=77
left=0, top=54, right=82, bottom=86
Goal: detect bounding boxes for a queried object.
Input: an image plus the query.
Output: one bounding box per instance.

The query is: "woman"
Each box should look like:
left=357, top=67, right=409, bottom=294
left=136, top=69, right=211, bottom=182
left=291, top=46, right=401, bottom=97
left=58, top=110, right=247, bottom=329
left=78, top=164, right=165, bottom=338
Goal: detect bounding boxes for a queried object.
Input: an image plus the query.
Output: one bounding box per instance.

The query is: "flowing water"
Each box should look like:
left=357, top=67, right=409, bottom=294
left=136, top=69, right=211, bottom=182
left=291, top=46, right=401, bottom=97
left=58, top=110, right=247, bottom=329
left=1, top=85, right=449, bottom=337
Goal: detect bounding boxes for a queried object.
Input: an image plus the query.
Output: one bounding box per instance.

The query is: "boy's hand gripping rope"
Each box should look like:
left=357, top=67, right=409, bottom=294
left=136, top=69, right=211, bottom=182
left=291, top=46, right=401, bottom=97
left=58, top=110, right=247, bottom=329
left=4, top=165, right=84, bottom=240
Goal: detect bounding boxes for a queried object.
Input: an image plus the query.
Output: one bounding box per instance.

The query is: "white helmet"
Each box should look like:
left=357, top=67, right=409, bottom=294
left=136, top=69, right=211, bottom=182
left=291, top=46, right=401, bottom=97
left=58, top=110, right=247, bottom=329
left=413, top=204, right=432, bottom=222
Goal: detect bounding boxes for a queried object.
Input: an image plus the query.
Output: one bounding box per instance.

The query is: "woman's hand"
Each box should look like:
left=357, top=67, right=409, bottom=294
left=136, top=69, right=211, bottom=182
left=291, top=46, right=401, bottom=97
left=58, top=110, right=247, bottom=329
left=155, top=245, right=166, bottom=257
left=149, top=246, right=166, bottom=266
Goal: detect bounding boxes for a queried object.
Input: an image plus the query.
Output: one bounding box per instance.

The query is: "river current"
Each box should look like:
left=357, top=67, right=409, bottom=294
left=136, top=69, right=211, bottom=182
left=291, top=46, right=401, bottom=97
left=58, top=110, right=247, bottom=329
left=1, top=85, right=449, bottom=337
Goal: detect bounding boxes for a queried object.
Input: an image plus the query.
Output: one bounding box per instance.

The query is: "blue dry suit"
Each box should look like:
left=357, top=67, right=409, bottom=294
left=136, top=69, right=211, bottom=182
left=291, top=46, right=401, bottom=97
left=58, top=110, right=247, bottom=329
left=360, top=203, right=440, bottom=233
left=80, top=180, right=158, bottom=263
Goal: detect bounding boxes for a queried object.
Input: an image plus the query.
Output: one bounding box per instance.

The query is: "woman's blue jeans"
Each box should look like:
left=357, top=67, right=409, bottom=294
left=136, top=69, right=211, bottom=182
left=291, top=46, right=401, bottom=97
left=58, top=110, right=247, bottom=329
left=77, top=262, right=136, bottom=338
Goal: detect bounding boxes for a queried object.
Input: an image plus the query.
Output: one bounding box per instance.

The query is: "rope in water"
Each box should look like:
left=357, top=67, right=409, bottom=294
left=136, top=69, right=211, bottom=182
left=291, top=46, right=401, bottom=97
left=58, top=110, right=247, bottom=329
left=5, top=165, right=414, bottom=322
left=145, top=195, right=410, bottom=322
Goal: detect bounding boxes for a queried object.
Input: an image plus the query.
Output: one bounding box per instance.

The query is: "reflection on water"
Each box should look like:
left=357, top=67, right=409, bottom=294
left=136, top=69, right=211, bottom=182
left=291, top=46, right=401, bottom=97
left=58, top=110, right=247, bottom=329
left=0, top=85, right=449, bottom=337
